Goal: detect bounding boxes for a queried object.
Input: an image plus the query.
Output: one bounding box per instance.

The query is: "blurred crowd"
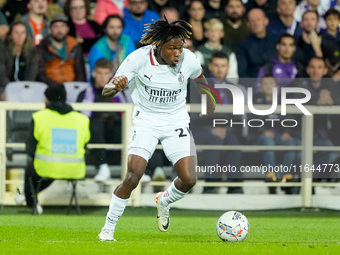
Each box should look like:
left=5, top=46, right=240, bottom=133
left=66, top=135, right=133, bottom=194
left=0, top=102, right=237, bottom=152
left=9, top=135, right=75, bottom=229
left=1, top=0, right=340, bottom=194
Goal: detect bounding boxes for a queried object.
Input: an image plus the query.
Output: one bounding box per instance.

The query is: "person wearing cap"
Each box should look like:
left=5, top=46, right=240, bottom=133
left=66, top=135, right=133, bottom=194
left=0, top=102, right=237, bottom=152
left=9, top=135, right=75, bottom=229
left=22, top=0, right=50, bottom=46
left=36, top=14, right=86, bottom=87
left=24, top=84, right=90, bottom=214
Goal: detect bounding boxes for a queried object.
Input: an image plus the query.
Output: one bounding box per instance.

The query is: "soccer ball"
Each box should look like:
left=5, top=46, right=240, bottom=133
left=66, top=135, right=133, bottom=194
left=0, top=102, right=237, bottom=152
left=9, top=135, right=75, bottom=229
left=216, top=211, right=249, bottom=242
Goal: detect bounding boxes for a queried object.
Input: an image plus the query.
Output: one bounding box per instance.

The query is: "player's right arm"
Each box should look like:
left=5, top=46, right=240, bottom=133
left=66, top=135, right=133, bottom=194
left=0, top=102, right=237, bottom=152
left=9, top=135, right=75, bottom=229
left=102, top=48, right=139, bottom=98
left=102, top=75, right=129, bottom=98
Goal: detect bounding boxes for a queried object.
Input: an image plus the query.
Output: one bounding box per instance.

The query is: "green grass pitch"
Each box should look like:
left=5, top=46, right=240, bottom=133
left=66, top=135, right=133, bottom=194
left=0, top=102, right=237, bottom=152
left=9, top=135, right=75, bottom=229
left=0, top=207, right=339, bottom=255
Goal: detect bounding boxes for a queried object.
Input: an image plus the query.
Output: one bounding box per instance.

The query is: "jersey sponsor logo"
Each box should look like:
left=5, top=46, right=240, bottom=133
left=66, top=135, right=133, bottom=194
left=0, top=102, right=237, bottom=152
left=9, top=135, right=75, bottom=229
left=144, top=86, right=182, bottom=103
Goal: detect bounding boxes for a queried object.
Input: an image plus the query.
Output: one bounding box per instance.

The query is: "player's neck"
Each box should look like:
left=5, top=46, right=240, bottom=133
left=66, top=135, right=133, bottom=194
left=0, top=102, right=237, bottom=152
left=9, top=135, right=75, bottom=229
left=154, top=49, right=167, bottom=65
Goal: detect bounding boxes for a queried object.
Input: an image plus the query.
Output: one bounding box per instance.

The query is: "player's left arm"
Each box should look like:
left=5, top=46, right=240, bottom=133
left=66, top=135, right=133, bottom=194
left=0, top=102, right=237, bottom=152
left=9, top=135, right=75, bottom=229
left=186, top=50, right=215, bottom=115
left=193, top=72, right=215, bottom=115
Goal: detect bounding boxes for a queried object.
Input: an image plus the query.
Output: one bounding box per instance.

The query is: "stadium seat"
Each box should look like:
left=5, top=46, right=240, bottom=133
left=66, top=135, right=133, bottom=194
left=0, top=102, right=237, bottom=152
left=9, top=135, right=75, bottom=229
left=4, top=81, right=48, bottom=103
left=63, top=81, right=91, bottom=103
left=4, top=81, right=48, bottom=164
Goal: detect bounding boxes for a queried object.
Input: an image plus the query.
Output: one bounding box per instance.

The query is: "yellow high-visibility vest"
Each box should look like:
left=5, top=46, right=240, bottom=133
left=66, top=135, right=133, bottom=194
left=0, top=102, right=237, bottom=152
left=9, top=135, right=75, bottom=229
left=33, top=108, right=90, bottom=179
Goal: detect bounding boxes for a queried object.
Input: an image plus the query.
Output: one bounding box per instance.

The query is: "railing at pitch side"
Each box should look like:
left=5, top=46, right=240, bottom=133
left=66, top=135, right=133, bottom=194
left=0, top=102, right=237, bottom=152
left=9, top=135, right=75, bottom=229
left=1, top=102, right=340, bottom=208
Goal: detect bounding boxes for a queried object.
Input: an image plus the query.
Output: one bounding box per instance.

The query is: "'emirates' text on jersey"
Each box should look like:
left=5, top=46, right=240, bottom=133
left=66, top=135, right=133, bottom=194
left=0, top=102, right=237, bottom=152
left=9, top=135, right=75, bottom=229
left=113, top=45, right=202, bottom=124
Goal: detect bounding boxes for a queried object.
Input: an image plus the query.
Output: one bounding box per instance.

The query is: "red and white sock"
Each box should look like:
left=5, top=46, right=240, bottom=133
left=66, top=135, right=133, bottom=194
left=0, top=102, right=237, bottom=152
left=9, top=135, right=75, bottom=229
left=159, top=180, right=186, bottom=206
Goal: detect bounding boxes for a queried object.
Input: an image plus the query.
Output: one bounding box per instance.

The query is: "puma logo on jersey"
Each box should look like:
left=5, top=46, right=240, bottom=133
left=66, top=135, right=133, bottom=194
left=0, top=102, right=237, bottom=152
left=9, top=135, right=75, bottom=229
left=144, top=74, right=152, bottom=82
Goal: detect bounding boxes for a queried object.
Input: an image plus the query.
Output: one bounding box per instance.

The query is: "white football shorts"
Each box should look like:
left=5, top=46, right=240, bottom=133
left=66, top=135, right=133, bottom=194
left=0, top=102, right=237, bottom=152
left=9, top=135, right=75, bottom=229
left=128, top=121, right=197, bottom=165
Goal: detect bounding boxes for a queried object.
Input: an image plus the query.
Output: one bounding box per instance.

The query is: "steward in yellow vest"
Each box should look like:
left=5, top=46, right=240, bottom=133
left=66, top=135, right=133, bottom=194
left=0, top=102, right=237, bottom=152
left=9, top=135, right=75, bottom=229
left=24, top=84, right=90, bottom=214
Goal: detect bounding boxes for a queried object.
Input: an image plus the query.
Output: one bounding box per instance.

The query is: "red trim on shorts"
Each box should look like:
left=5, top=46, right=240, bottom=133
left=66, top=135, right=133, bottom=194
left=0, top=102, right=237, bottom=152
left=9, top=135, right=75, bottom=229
left=192, top=67, right=203, bottom=80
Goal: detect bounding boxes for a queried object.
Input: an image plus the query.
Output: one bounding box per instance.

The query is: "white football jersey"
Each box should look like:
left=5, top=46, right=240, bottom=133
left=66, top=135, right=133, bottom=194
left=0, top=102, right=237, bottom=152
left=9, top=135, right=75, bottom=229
left=112, top=45, right=202, bottom=126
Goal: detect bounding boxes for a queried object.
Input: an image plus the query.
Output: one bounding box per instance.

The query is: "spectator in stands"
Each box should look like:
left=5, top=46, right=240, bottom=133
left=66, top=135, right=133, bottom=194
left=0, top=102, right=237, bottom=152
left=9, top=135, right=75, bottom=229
left=321, top=8, right=340, bottom=37
left=88, top=15, right=135, bottom=74
left=246, top=0, right=277, bottom=17
left=184, top=37, right=196, bottom=52
left=37, top=14, right=86, bottom=86
left=191, top=52, right=244, bottom=194
left=45, top=0, right=65, bottom=21
left=204, top=0, right=226, bottom=21
left=22, top=0, right=50, bottom=46
left=256, top=33, right=302, bottom=92
left=321, top=9, right=340, bottom=62
left=236, top=8, right=276, bottom=83
left=77, top=58, right=126, bottom=182
left=323, top=14, right=340, bottom=79
left=160, top=7, right=179, bottom=23
left=2, top=0, right=28, bottom=24
left=195, top=18, right=238, bottom=80
left=186, top=0, right=206, bottom=47
left=64, top=0, right=103, bottom=56
left=0, top=10, right=9, bottom=41
left=0, top=21, right=39, bottom=100
left=290, top=57, right=339, bottom=174
left=249, top=76, right=300, bottom=194
left=267, top=0, right=302, bottom=41
left=122, top=0, right=160, bottom=48
left=94, top=0, right=128, bottom=25
left=293, top=10, right=323, bottom=68
left=148, top=0, right=185, bottom=16
left=24, top=84, right=90, bottom=214
left=294, top=0, right=330, bottom=29
left=223, top=0, right=250, bottom=51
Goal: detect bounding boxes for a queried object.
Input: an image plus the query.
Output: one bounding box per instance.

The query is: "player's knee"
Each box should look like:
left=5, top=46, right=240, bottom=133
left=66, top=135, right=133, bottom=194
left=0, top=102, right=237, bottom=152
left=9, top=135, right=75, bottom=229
left=123, top=172, right=141, bottom=190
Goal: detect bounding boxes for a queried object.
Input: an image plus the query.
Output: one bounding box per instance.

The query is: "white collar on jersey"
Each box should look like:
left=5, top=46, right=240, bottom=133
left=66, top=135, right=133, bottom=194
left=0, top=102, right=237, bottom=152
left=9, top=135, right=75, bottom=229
left=149, top=46, right=182, bottom=74
left=150, top=46, right=160, bottom=66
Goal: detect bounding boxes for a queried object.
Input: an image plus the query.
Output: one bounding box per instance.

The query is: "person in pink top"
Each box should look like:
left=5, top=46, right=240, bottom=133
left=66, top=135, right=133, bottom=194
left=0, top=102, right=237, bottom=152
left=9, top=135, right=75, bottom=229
left=64, top=0, right=104, bottom=55
left=94, top=0, right=129, bottom=25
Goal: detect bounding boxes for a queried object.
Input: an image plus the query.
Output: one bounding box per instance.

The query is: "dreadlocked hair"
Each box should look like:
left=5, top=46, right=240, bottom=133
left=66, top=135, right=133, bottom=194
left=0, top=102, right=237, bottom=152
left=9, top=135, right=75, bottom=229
left=140, top=16, right=192, bottom=47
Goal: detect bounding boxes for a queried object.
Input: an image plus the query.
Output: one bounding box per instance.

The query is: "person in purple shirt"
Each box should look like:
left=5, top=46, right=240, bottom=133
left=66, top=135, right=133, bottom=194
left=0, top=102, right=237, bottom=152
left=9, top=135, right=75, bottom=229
left=122, top=0, right=160, bottom=48
left=256, top=33, right=303, bottom=92
left=64, top=0, right=103, bottom=55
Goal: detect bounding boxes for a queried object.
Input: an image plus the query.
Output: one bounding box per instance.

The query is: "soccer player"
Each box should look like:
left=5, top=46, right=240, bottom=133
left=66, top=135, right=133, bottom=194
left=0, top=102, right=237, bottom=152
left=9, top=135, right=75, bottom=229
left=97, top=17, right=215, bottom=241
